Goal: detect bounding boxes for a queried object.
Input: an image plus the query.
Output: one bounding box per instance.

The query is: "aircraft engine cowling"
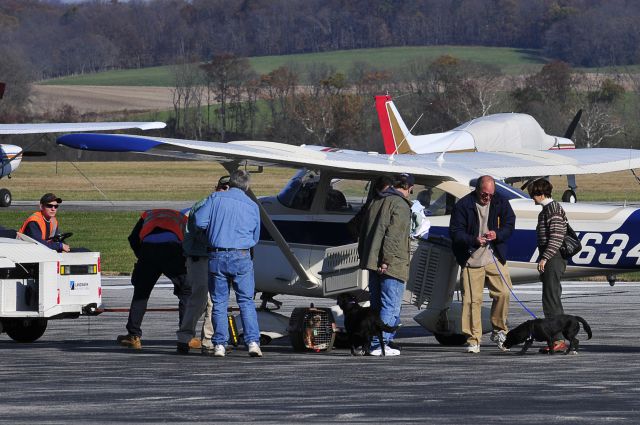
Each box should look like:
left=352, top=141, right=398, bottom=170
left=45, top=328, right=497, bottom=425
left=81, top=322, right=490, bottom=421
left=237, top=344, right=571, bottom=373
left=0, top=144, right=23, bottom=178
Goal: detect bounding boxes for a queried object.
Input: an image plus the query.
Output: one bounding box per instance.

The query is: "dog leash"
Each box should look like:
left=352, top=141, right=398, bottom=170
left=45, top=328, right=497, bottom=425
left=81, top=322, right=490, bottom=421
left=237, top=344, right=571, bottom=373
left=489, top=245, right=538, bottom=319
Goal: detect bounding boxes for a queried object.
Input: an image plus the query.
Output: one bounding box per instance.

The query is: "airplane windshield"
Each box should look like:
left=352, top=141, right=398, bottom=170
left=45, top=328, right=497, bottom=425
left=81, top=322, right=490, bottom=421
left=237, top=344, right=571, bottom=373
left=277, top=169, right=320, bottom=210
left=469, top=178, right=530, bottom=200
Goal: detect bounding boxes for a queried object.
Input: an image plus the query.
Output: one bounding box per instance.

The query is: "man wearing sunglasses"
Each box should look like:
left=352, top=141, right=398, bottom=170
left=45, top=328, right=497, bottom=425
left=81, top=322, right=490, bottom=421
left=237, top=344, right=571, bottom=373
left=450, top=176, right=515, bottom=354
left=19, top=193, right=70, bottom=252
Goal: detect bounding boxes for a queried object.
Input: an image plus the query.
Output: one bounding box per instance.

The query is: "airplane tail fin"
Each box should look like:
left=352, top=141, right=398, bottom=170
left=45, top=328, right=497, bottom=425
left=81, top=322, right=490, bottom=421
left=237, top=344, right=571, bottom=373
left=375, top=95, right=415, bottom=155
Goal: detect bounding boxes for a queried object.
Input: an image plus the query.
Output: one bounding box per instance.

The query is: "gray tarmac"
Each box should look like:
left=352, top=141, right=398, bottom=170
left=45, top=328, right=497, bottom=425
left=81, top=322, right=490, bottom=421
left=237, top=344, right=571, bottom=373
left=1, top=278, right=639, bottom=423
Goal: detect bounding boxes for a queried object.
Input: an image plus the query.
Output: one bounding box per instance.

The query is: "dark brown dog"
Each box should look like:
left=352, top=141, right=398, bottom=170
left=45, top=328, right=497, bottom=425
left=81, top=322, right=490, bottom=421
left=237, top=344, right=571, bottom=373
left=337, top=294, right=398, bottom=356
left=503, top=314, right=592, bottom=354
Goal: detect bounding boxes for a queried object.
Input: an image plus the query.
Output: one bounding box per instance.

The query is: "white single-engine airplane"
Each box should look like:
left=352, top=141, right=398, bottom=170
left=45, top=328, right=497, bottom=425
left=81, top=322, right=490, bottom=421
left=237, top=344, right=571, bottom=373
left=56, top=107, right=640, bottom=345
left=0, top=82, right=166, bottom=206
left=375, top=94, right=584, bottom=202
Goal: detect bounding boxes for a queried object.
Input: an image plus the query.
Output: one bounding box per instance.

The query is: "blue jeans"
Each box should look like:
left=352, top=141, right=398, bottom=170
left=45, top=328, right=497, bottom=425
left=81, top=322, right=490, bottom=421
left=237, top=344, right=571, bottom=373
left=208, top=250, right=260, bottom=346
left=368, top=273, right=404, bottom=350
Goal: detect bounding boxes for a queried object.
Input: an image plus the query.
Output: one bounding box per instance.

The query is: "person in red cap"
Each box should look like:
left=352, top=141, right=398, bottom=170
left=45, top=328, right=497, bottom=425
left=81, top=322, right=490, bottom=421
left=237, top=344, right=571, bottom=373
left=19, top=193, right=70, bottom=252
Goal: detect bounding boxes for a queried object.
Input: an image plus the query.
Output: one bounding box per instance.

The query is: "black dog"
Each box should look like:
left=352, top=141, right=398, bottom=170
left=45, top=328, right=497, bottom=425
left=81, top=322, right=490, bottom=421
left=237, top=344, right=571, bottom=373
left=337, top=294, right=399, bottom=356
left=503, top=314, right=592, bottom=355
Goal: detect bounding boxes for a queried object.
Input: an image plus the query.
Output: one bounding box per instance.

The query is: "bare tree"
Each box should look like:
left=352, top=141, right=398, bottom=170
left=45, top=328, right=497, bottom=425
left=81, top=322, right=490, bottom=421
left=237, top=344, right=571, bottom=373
left=576, top=77, right=625, bottom=148
left=201, top=54, right=253, bottom=141
left=171, top=59, right=205, bottom=138
left=0, top=48, right=33, bottom=121
left=293, top=93, right=334, bottom=145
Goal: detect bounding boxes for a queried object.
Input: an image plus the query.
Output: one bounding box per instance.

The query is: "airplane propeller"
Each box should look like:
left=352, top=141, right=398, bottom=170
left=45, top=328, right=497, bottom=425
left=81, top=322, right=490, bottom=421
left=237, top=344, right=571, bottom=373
left=562, top=109, right=583, bottom=203
left=21, top=150, right=46, bottom=157
left=564, top=109, right=583, bottom=139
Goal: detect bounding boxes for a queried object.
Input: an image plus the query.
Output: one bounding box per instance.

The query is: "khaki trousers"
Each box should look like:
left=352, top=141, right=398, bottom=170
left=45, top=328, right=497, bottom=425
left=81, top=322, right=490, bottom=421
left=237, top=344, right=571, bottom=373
left=176, top=256, right=214, bottom=348
left=460, top=261, right=511, bottom=345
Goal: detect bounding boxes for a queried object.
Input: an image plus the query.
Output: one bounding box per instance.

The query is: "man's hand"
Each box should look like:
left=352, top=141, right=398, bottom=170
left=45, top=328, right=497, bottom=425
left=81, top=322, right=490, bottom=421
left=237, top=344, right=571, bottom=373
left=476, top=236, right=487, bottom=247
left=484, top=230, right=496, bottom=241
left=377, top=263, right=388, bottom=274
left=61, top=243, right=70, bottom=252
left=537, top=259, right=547, bottom=273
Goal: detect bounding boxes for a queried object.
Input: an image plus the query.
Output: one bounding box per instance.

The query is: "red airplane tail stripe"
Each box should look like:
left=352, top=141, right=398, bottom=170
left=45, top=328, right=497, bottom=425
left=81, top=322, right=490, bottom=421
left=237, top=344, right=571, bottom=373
left=375, top=95, right=396, bottom=154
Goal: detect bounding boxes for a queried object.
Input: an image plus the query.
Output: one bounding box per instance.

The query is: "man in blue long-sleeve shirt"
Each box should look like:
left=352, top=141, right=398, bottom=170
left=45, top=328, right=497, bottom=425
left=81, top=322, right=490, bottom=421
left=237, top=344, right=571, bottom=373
left=194, top=169, right=262, bottom=357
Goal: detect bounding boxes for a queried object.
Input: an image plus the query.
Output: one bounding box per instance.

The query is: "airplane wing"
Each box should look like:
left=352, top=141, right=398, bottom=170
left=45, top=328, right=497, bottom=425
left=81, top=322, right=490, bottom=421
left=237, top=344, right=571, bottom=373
left=56, top=133, right=640, bottom=182
left=0, top=122, right=165, bottom=135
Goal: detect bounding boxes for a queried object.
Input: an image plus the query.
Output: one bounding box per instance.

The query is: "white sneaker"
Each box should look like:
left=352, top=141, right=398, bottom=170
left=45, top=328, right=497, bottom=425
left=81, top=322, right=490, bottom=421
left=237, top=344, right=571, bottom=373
left=247, top=341, right=263, bottom=357
left=491, top=330, right=510, bottom=352
left=369, top=346, right=400, bottom=356
left=466, top=344, right=480, bottom=354
left=213, top=344, right=226, bottom=357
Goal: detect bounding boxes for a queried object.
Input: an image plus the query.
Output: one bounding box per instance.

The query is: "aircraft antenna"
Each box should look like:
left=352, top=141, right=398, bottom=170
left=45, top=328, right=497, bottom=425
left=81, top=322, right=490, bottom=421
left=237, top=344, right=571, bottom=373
left=58, top=146, right=115, bottom=206
left=437, top=131, right=467, bottom=164
left=389, top=113, right=423, bottom=161
left=66, top=160, right=114, bottom=206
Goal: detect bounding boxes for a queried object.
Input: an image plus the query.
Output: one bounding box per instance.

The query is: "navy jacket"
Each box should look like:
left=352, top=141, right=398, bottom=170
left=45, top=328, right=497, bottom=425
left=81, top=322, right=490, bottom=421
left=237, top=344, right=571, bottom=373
left=449, top=191, right=516, bottom=266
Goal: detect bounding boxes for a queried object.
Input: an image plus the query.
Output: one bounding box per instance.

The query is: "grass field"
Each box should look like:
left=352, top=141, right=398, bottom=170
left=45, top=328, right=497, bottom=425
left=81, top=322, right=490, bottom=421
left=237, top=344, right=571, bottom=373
left=42, top=46, right=548, bottom=86
left=5, top=161, right=640, bottom=203
left=0, top=210, right=139, bottom=274
left=6, top=161, right=296, bottom=201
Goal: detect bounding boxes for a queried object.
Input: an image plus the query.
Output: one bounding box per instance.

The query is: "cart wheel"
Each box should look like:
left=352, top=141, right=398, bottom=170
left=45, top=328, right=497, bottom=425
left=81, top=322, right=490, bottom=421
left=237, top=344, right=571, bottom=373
left=433, top=332, right=467, bottom=346
left=5, top=318, right=48, bottom=342
left=0, top=188, right=11, bottom=207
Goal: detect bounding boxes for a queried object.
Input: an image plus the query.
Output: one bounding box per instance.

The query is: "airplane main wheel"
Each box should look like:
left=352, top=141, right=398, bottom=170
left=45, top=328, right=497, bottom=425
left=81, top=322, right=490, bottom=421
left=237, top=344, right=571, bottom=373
left=0, top=188, right=11, bottom=207
left=4, top=318, right=48, bottom=342
left=561, top=189, right=577, bottom=203
left=433, top=332, right=467, bottom=346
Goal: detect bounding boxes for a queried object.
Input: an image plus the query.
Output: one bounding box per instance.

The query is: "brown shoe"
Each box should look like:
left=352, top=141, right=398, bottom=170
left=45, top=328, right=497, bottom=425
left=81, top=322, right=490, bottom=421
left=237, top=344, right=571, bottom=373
left=188, top=337, right=202, bottom=349
left=539, top=340, right=567, bottom=354
left=552, top=340, right=568, bottom=353
left=117, top=334, right=142, bottom=350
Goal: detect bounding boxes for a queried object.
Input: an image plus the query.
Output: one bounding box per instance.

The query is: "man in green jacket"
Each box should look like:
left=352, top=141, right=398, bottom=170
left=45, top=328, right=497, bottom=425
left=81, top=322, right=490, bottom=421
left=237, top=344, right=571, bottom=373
left=358, top=173, right=414, bottom=356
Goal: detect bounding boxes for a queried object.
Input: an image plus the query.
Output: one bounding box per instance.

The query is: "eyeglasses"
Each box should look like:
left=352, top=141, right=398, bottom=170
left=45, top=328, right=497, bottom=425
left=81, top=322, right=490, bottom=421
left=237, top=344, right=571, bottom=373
left=480, top=192, right=494, bottom=200
left=45, top=203, right=59, bottom=209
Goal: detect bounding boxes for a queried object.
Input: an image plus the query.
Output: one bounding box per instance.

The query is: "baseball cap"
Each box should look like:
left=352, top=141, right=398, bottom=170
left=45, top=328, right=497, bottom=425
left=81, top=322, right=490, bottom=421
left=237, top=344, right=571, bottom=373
left=397, top=173, right=415, bottom=186
left=217, top=175, right=231, bottom=187
left=40, top=193, right=62, bottom=204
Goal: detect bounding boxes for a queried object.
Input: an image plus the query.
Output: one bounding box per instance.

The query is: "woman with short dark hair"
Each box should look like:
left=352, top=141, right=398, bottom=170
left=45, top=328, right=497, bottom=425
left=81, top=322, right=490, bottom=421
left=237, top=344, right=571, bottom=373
left=528, top=179, right=568, bottom=353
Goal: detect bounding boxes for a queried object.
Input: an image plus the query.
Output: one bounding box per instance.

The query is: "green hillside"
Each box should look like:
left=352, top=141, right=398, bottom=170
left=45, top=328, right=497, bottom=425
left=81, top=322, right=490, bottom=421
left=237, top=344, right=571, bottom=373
left=42, top=45, right=547, bottom=86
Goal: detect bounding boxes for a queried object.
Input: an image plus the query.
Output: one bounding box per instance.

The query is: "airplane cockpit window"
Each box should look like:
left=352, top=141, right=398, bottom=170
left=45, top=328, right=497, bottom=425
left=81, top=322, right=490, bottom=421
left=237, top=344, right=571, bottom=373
left=410, top=185, right=452, bottom=216
left=277, top=169, right=320, bottom=211
left=325, top=178, right=369, bottom=213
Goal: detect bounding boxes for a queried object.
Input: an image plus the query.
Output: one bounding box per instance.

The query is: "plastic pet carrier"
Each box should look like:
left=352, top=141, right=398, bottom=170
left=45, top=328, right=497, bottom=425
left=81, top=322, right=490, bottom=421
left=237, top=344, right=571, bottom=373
left=289, top=305, right=336, bottom=352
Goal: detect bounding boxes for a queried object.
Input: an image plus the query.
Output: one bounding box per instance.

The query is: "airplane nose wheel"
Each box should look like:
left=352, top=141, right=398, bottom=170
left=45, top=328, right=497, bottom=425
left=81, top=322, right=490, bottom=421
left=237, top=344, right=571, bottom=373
left=0, top=188, right=11, bottom=207
left=561, top=189, right=577, bottom=203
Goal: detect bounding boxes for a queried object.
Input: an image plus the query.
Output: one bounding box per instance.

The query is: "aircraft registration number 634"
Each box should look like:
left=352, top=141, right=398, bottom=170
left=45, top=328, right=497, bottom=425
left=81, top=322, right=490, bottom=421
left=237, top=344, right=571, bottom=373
left=569, top=233, right=640, bottom=266
left=528, top=232, right=640, bottom=267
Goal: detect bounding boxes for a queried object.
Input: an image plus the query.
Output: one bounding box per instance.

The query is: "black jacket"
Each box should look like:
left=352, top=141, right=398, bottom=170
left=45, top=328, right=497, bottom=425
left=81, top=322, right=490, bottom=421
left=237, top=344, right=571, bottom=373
left=449, top=191, right=516, bottom=266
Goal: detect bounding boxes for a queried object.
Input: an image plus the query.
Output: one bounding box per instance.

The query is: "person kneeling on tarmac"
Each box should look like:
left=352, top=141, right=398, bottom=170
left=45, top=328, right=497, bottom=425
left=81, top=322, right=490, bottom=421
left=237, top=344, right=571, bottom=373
left=118, top=209, right=191, bottom=350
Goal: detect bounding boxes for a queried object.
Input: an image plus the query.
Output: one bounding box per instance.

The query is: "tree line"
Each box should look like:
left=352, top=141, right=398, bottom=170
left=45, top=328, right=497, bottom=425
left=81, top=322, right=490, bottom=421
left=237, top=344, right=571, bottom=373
left=1, top=0, right=640, bottom=80
left=166, top=54, right=635, bottom=153
left=1, top=52, right=638, bottom=160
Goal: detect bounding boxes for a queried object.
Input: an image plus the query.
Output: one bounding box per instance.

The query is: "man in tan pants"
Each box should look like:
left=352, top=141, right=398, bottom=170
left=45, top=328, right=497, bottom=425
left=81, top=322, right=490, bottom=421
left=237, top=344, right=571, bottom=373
left=460, top=262, right=511, bottom=350
left=449, top=176, right=516, bottom=353
left=176, top=176, right=229, bottom=355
